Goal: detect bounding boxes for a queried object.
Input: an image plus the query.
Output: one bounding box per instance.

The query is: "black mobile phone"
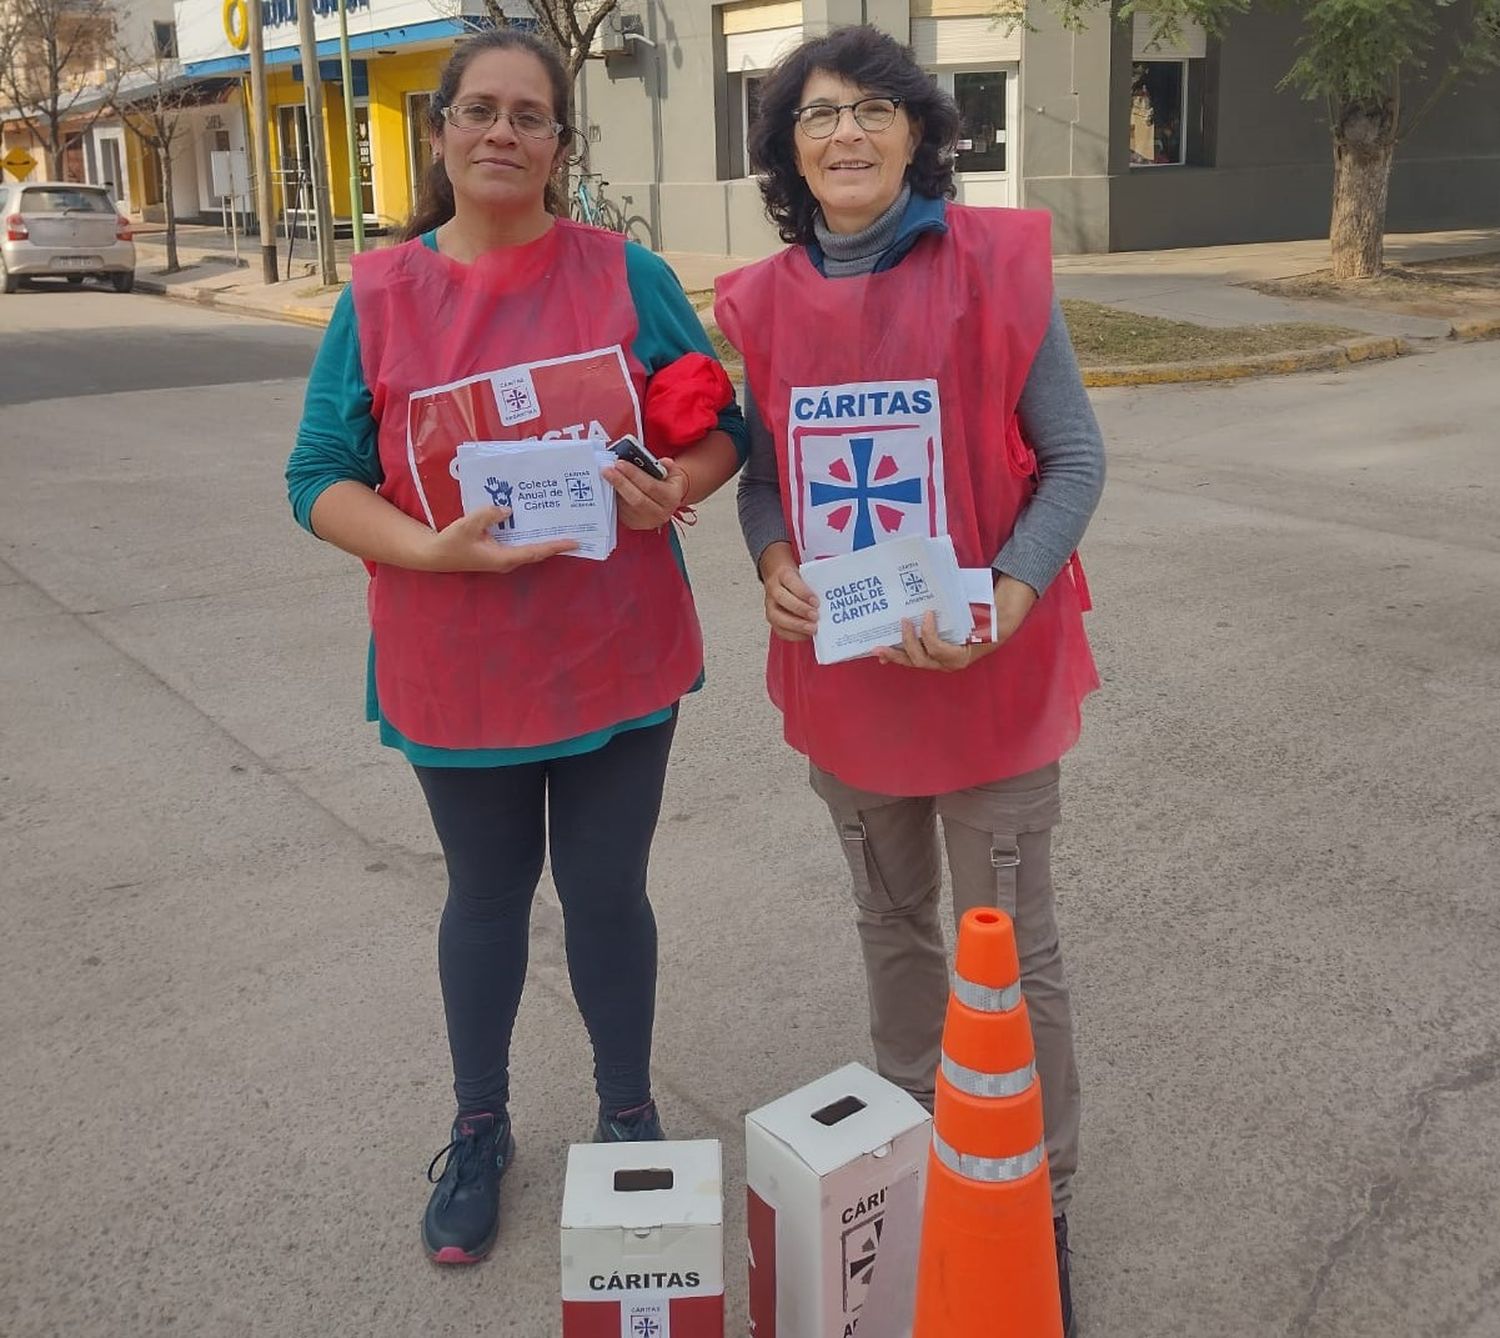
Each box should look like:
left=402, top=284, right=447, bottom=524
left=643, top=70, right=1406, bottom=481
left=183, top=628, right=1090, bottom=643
left=609, top=434, right=670, bottom=482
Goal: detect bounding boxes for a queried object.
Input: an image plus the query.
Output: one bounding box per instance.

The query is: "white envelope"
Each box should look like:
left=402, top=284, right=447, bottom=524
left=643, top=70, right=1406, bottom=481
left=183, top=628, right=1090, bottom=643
left=455, top=438, right=617, bottom=561
left=961, top=568, right=998, bottom=645
left=801, top=534, right=974, bottom=665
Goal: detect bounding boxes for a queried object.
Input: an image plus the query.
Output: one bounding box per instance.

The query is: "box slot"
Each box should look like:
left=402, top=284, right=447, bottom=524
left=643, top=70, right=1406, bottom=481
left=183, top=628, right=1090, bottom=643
left=614, top=1168, right=675, bottom=1193
left=812, top=1095, right=867, bottom=1127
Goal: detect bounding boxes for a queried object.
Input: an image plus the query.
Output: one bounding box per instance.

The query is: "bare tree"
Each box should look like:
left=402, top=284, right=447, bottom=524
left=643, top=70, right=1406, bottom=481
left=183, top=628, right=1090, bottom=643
left=0, top=0, right=120, bottom=178
left=108, top=39, right=191, bottom=272
left=473, top=0, right=621, bottom=116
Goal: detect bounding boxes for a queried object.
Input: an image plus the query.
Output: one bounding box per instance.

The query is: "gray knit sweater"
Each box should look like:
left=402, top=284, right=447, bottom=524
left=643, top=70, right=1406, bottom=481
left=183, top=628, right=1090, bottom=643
left=735, top=192, right=1105, bottom=595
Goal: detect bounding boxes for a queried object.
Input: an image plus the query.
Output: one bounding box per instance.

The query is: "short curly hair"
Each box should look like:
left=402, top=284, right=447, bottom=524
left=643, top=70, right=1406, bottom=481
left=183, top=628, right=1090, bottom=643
left=747, top=25, right=959, bottom=245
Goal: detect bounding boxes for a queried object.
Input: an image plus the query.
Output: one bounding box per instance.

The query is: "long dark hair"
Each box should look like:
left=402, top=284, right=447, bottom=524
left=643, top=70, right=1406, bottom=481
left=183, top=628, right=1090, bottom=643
left=401, top=27, right=575, bottom=241
left=748, top=25, right=959, bottom=245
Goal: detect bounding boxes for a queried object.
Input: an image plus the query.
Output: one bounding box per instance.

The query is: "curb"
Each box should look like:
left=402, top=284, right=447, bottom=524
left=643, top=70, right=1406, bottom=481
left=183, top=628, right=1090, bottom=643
left=135, top=276, right=334, bottom=330
left=1079, top=335, right=1408, bottom=388
left=1451, top=315, right=1500, bottom=342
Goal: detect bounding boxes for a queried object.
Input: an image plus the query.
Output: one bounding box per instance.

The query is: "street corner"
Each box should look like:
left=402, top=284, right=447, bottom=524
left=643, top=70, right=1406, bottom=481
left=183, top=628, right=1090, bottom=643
left=134, top=270, right=336, bottom=329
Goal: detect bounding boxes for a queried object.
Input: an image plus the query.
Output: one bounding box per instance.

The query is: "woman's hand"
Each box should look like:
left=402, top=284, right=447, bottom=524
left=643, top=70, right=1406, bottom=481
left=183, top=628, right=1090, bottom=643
left=875, top=612, right=995, bottom=671
left=423, top=506, right=578, bottom=573
left=758, top=542, right=819, bottom=642
left=604, top=458, right=690, bottom=531
left=874, top=574, right=1039, bottom=671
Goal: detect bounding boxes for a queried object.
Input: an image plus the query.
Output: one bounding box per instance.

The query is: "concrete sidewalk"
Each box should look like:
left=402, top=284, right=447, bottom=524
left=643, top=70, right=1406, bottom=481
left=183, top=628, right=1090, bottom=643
left=128, top=220, right=1500, bottom=369
left=127, top=222, right=748, bottom=326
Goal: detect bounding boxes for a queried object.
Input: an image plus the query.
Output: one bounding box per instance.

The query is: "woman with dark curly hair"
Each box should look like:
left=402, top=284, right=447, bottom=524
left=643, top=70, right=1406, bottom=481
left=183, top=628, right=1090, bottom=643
left=716, top=25, right=1104, bottom=1334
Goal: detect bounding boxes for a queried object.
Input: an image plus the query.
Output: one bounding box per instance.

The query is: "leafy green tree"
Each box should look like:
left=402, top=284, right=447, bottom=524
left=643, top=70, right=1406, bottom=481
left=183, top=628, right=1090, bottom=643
left=1034, top=0, right=1500, bottom=277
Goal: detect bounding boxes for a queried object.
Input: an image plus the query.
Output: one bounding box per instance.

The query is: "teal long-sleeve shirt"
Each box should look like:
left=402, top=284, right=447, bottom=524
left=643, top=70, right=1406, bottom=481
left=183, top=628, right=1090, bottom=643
left=286, top=233, right=748, bottom=768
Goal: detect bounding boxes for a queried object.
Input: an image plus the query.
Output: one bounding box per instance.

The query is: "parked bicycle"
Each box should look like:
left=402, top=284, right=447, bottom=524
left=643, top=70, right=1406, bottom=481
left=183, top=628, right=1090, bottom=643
left=569, top=171, right=626, bottom=232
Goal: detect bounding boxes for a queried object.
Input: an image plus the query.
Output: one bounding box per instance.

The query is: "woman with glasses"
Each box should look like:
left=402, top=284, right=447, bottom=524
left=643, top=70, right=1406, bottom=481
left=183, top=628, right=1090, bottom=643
left=716, top=25, right=1103, bottom=1334
left=286, top=28, right=746, bottom=1266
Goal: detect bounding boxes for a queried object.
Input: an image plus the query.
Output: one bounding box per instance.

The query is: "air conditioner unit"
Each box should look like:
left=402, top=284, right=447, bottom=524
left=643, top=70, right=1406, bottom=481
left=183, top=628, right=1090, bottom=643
left=600, top=11, right=644, bottom=58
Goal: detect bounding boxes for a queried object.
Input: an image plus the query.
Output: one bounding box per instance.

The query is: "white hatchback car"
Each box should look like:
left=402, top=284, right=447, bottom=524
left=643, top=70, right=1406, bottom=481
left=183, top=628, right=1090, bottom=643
left=1, top=181, right=136, bottom=293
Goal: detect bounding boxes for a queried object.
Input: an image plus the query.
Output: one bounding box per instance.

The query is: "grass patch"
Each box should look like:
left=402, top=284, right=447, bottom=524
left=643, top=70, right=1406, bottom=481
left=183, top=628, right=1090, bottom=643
left=699, top=295, right=1358, bottom=370
left=684, top=287, right=715, bottom=311
left=1252, top=253, right=1500, bottom=318
left=1061, top=299, right=1359, bottom=367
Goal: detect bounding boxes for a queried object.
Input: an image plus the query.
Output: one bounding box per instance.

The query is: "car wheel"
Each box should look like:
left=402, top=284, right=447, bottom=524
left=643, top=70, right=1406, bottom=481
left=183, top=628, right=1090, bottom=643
left=67, top=275, right=85, bottom=286
left=112, top=271, right=135, bottom=294
left=1, top=259, right=17, bottom=294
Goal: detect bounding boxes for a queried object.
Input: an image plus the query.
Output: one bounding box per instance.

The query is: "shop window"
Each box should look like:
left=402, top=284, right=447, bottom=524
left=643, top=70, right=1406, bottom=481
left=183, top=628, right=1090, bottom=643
left=952, top=70, right=1007, bottom=174
left=723, top=72, right=766, bottom=178
left=1131, top=61, right=1192, bottom=166
left=154, top=21, right=177, bottom=59
left=742, top=74, right=764, bottom=176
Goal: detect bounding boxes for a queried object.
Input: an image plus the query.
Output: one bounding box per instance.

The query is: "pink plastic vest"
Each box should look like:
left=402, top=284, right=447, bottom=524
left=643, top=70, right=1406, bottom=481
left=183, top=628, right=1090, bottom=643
left=352, top=222, right=703, bottom=749
left=715, top=205, right=1098, bottom=795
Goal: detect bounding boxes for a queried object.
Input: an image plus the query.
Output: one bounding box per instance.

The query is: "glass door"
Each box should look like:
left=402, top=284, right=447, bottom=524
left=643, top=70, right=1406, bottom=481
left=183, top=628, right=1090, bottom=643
left=939, top=66, right=1019, bottom=208
left=277, top=103, right=311, bottom=180
left=354, top=104, right=375, bottom=217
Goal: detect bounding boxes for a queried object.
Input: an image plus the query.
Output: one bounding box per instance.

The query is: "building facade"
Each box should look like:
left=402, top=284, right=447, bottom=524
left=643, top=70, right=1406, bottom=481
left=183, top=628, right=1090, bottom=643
left=573, top=0, right=1499, bottom=256
left=171, top=0, right=531, bottom=232
left=0, top=0, right=179, bottom=214
left=28, top=0, right=1485, bottom=249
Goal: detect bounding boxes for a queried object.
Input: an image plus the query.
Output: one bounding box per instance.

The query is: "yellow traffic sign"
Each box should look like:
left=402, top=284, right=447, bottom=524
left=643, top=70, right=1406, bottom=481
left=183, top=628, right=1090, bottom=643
left=2, top=147, right=37, bottom=179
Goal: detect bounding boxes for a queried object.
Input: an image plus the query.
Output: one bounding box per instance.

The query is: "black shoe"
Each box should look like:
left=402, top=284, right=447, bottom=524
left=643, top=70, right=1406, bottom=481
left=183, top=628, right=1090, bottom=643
left=421, top=1111, right=514, bottom=1265
left=1055, top=1214, right=1076, bottom=1337
left=595, top=1099, right=666, bottom=1143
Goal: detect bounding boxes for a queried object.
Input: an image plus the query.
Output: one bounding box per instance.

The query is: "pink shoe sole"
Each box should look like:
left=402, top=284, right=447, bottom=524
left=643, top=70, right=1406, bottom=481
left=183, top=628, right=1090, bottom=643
left=428, top=1244, right=487, bottom=1266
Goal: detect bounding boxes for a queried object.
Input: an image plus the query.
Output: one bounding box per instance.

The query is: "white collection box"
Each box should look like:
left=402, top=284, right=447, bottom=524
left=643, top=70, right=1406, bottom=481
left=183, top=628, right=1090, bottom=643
left=561, top=1138, right=725, bottom=1338
left=746, top=1063, right=932, bottom=1338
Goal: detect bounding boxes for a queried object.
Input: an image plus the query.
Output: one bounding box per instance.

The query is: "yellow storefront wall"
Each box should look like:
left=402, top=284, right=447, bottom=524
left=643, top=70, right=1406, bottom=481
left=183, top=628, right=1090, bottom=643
left=367, top=49, right=447, bottom=230
left=246, top=45, right=446, bottom=233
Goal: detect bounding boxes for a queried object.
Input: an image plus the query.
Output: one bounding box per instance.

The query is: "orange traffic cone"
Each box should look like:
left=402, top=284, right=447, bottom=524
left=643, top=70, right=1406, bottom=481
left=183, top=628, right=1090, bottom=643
left=913, top=907, right=1063, bottom=1338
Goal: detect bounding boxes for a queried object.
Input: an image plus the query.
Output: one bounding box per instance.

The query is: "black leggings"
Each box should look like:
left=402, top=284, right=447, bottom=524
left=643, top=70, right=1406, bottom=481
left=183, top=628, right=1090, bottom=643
left=412, top=713, right=677, bottom=1119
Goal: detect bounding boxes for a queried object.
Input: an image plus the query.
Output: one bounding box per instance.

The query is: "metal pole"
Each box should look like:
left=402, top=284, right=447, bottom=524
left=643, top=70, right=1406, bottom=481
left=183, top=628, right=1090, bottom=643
left=336, top=0, right=365, bottom=252
left=296, top=0, right=339, bottom=284
left=246, top=3, right=278, bottom=283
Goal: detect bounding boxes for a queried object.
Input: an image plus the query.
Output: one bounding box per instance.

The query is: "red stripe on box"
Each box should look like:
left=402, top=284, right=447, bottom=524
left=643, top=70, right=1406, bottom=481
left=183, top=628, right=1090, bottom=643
left=562, top=1294, right=725, bottom=1336
left=747, top=1186, right=776, bottom=1338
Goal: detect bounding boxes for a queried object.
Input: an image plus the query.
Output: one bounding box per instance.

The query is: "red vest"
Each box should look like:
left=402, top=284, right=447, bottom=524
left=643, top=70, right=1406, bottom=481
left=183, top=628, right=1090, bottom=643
left=352, top=222, right=703, bottom=750
left=715, top=205, right=1098, bottom=795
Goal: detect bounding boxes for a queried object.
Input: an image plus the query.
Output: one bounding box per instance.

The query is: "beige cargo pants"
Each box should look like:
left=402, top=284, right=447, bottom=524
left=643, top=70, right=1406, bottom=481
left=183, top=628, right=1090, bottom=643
left=809, top=759, right=1081, bottom=1215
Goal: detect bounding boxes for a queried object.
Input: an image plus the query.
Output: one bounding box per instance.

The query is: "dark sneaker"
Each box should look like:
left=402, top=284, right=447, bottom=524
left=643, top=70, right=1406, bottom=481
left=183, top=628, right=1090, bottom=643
left=595, top=1099, right=666, bottom=1143
left=1055, top=1214, right=1076, bottom=1337
left=421, top=1111, right=514, bottom=1265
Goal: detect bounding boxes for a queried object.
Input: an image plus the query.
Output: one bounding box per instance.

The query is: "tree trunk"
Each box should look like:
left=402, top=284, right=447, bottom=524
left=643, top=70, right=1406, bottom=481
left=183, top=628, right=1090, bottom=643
left=1329, top=97, right=1397, bottom=281
left=162, top=146, right=178, bottom=273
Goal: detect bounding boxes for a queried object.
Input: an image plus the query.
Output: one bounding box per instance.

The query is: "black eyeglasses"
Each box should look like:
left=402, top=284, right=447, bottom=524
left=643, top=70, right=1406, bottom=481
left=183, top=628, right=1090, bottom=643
left=441, top=103, right=564, bottom=140
left=792, top=96, right=904, bottom=139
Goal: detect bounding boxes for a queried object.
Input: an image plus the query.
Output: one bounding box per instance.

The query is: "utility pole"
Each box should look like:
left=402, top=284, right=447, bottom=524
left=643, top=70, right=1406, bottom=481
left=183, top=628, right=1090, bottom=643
left=247, top=0, right=278, bottom=283
left=336, top=0, right=365, bottom=252
left=296, top=0, right=339, bottom=284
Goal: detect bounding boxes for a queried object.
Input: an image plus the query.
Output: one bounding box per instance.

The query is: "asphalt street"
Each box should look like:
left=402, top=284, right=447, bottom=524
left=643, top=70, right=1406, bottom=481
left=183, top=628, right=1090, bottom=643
left=2, top=286, right=1497, bottom=1337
